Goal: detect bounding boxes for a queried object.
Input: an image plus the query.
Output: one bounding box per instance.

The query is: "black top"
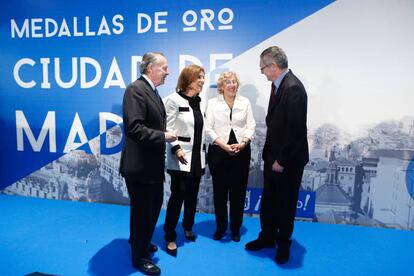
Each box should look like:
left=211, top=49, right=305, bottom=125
left=227, top=108, right=238, bottom=144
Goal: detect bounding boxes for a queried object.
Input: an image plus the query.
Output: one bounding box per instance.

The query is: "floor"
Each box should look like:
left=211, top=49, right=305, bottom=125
left=0, top=195, right=413, bottom=276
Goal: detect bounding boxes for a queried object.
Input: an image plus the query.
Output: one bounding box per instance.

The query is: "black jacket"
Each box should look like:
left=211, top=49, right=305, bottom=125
left=120, top=76, right=166, bottom=182
left=263, top=70, right=309, bottom=168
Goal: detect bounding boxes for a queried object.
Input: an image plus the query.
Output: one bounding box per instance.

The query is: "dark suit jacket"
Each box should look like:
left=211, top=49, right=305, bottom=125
left=263, top=70, right=309, bottom=169
left=120, top=76, right=166, bottom=182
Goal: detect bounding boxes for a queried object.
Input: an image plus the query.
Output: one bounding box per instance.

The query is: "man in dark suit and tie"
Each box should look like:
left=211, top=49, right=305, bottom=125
left=120, top=52, right=176, bottom=275
left=245, top=46, right=309, bottom=265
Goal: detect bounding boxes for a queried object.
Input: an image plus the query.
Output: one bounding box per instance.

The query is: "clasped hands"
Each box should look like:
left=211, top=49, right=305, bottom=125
left=223, top=143, right=246, bottom=156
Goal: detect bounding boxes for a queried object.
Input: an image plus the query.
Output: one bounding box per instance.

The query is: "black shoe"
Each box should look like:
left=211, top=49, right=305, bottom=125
left=166, top=242, right=177, bottom=257
left=134, top=259, right=161, bottom=276
left=213, top=231, right=225, bottom=241
left=275, top=245, right=290, bottom=264
left=231, top=233, right=240, bottom=242
left=148, top=243, right=158, bottom=253
left=184, top=230, right=196, bottom=242
left=245, top=238, right=274, bottom=251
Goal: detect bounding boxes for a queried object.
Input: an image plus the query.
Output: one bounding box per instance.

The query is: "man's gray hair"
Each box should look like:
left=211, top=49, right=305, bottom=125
left=260, top=46, right=288, bottom=69
left=140, top=52, right=165, bottom=74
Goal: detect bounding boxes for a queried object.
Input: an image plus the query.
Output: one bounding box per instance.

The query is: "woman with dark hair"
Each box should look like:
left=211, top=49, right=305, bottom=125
left=163, top=64, right=206, bottom=256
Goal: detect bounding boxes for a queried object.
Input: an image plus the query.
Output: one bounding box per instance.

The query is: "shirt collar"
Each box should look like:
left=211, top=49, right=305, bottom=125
left=219, top=93, right=239, bottom=104
left=273, top=69, right=289, bottom=89
left=142, top=74, right=156, bottom=91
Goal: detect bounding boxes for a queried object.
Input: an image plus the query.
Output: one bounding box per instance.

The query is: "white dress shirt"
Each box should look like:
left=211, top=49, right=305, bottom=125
left=142, top=74, right=155, bottom=90
left=205, top=94, right=256, bottom=144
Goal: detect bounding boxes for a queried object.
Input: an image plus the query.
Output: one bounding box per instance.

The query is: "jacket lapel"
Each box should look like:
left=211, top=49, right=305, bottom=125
left=139, top=76, right=165, bottom=117
left=267, top=71, right=291, bottom=113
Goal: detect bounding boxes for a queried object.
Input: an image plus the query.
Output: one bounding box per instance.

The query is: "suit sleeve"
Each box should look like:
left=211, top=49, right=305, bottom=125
left=205, top=99, right=219, bottom=143
left=122, top=84, right=165, bottom=146
left=164, top=95, right=181, bottom=151
left=277, top=86, right=307, bottom=166
left=243, top=100, right=256, bottom=141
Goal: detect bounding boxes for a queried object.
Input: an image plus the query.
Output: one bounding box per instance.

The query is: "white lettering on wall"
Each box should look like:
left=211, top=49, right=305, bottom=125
left=16, top=110, right=56, bottom=152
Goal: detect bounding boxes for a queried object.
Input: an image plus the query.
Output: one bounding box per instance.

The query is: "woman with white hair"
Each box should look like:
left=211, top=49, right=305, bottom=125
left=205, top=71, right=256, bottom=242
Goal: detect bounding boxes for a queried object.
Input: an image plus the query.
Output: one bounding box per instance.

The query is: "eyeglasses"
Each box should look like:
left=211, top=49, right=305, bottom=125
left=260, top=63, right=272, bottom=71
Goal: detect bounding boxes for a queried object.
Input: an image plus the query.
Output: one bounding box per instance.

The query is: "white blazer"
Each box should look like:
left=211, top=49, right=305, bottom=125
left=205, top=94, right=256, bottom=144
left=164, top=92, right=206, bottom=172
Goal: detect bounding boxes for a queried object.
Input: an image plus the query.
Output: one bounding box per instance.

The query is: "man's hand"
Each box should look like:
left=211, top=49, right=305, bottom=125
left=165, top=131, right=177, bottom=142
left=272, top=160, right=284, bottom=173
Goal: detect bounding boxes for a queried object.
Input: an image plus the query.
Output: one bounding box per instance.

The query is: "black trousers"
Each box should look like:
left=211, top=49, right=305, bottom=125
left=125, top=177, right=163, bottom=261
left=208, top=144, right=250, bottom=234
left=164, top=172, right=201, bottom=242
left=259, top=163, right=304, bottom=246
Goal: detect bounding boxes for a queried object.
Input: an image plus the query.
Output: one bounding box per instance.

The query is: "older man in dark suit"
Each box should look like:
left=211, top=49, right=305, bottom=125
left=120, top=52, right=176, bottom=275
left=245, top=46, right=309, bottom=265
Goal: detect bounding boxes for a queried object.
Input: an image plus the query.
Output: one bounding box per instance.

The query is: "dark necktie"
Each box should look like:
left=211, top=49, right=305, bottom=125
left=154, top=88, right=162, bottom=102
left=271, top=82, right=276, bottom=103
left=154, top=88, right=159, bottom=97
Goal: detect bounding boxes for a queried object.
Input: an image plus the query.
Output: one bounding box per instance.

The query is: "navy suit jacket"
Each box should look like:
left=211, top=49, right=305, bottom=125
left=120, top=76, right=166, bottom=182
left=263, top=70, right=309, bottom=169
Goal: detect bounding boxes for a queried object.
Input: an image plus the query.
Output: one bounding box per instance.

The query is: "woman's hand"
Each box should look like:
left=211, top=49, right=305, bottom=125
left=176, top=149, right=188, bottom=165
left=230, top=141, right=247, bottom=154
left=230, top=143, right=242, bottom=154
left=214, top=138, right=238, bottom=156
left=223, top=144, right=238, bottom=156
